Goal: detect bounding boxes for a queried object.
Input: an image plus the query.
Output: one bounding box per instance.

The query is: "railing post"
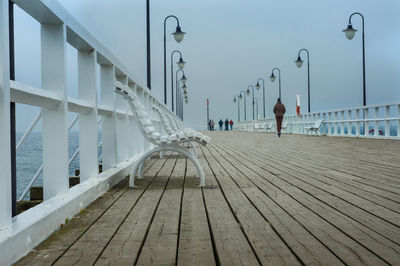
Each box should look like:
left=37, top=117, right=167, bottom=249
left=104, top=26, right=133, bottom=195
left=136, top=87, right=149, bottom=151
left=127, top=81, right=141, bottom=156
left=41, top=23, right=69, bottom=200
left=355, top=109, right=360, bottom=136
left=78, top=50, right=98, bottom=181
left=385, top=105, right=390, bottom=137
left=0, top=0, right=12, bottom=227
left=115, top=74, right=129, bottom=163
left=334, top=112, right=338, bottom=135
left=100, top=64, right=117, bottom=170
left=340, top=111, right=345, bottom=135
left=347, top=110, right=352, bottom=136
left=398, top=104, right=400, bottom=137
left=374, top=107, right=379, bottom=137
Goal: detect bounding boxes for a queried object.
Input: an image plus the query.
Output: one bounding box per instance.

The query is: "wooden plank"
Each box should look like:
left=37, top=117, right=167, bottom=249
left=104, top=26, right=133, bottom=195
left=222, top=143, right=400, bottom=245
left=198, top=147, right=260, bottom=266
left=202, top=146, right=301, bottom=265
left=205, top=144, right=343, bottom=265
left=94, top=154, right=178, bottom=265
left=52, top=158, right=167, bottom=266
left=14, top=157, right=159, bottom=266
left=213, top=138, right=398, bottom=265
left=136, top=154, right=185, bottom=265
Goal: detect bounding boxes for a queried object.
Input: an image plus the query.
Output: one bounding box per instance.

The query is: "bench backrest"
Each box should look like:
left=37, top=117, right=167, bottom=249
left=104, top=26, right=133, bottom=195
left=115, top=83, right=162, bottom=145
left=313, top=119, right=324, bottom=128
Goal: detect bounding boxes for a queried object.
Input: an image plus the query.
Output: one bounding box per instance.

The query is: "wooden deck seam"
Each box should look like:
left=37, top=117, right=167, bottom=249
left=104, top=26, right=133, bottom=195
left=175, top=156, right=187, bottom=266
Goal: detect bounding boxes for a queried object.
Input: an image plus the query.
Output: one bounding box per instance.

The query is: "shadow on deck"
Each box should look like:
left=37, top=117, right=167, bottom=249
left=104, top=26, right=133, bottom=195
left=15, top=131, right=400, bottom=265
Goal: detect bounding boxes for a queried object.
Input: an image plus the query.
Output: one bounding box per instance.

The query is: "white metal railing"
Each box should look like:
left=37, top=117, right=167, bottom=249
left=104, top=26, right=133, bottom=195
left=0, top=1, right=182, bottom=264
left=238, top=102, right=400, bottom=139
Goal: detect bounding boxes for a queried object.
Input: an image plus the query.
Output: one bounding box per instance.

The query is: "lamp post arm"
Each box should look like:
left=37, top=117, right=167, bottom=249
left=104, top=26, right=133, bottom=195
left=163, top=15, right=180, bottom=105
left=298, top=48, right=311, bottom=112
left=348, top=12, right=366, bottom=106
left=272, top=67, right=281, bottom=100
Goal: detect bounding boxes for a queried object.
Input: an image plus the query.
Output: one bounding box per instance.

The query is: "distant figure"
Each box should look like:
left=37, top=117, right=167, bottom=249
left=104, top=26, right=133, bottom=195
left=224, top=119, right=229, bottom=130
left=218, top=119, right=224, bottom=130
left=273, top=98, right=286, bottom=137
left=211, top=120, right=215, bottom=131
left=229, top=119, right=234, bottom=130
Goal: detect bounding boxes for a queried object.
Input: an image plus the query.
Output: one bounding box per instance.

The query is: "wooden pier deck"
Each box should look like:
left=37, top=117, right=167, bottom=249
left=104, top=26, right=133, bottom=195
left=16, top=132, right=400, bottom=265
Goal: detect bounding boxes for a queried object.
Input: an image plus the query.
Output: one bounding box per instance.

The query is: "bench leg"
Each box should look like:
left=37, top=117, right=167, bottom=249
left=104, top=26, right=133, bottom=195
left=129, top=145, right=206, bottom=187
left=190, top=141, right=198, bottom=157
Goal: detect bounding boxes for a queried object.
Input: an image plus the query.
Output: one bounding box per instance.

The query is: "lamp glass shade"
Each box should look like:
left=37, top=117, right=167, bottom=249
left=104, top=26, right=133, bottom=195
left=239, top=94, right=243, bottom=100
left=246, top=89, right=250, bottom=96
left=173, top=26, right=185, bottom=43
left=181, top=75, right=187, bottom=84
left=269, top=73, right=275, bottom=82
left=295, top=56, right=303, bottom=68
left=343, top=24, right=357, bottom=40
left=185, top=100, right=188, bottom=104
left=255, top=83, right=260, bottom=90
left=182, top=84, right=187, bottom=91
left=183, top=91, right=187, bottom=96
left=233, top=98, right=236, bottom=103
left=177, top=58, right=186, bottom=69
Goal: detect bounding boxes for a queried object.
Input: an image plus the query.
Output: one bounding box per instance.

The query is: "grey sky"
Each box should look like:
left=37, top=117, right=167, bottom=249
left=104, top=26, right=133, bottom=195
left=13, top=0, right=400, bottom=131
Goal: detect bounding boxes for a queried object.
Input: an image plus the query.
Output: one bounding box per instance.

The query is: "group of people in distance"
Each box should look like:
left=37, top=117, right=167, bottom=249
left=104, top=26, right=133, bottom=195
left=207, top=98, right=286, bottom=137
left=208, top=119, right=234, bottom=131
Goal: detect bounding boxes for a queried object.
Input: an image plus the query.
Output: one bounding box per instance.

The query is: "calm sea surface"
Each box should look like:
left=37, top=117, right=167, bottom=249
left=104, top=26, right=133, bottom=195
left=16, top=131, right=81, bottom=200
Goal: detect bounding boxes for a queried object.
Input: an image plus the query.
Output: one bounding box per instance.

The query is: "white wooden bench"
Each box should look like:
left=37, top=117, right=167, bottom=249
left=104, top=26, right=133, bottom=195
left=115, top=83, right=209, bottom=187
left=305, top=119, right=324, bottom=135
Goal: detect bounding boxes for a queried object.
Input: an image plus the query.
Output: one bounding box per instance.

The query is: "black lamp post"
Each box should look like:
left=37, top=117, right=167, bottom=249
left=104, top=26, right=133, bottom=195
left=246, top=85, right=255, bottom=120
left=171, top=50, right=185, bottom=112
left=343, top=12, right=366, bottom=106
left=295, top=48, right=311, bottom=112
left=255, top=78, right=265, bottom=118
left=269, top=67, right=281, bottom=100
left=164, top=15, right=185, bottom=105
left=239, top=90, right=247, bottom=121
left=233, top=95, right=240, bottom=122
left=176, top=69, right=186, bottom=118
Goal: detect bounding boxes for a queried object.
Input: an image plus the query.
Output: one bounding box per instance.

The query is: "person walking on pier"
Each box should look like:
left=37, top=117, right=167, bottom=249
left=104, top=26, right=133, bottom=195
left=229, top=119, right=234, bottom=130
left=224, top=119, right=229, bottom=131
left=218, top=119, right=224, bottom=130
left=273, top=98, right=286, bottom=137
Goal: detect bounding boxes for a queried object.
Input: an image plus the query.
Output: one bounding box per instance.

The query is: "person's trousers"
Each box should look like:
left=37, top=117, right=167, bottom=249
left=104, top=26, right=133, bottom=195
left=275, top=115, right=283, bottom=133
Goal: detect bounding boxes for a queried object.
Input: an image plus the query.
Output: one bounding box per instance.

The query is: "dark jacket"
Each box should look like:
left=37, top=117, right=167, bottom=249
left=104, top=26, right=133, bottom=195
left=273, top=102, right=286, bottom=117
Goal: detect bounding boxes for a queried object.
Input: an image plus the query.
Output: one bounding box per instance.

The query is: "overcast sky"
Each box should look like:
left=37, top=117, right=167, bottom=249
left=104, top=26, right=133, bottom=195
left=13, top=0, right=400, bottom=131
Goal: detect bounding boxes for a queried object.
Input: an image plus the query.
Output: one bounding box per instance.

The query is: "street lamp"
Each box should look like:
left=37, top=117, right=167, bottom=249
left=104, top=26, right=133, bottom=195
left=176, top=69, right=186, bottom=118
left=239, top=90, right=247, bottom=121
left=269, top=67, right=281, bottom=100
left=255, top=78, right=266, bottom=118
left=171, top=50, right=186, bottom=112
left=164, top=15, right=185, bottom=105
left=295, top=48, right=311, bottom=113
left=246, top=85, right=255, bottom=120
left=343, top=12, right=366, bottom=106
left=233, top=95, right=240, bottom=122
